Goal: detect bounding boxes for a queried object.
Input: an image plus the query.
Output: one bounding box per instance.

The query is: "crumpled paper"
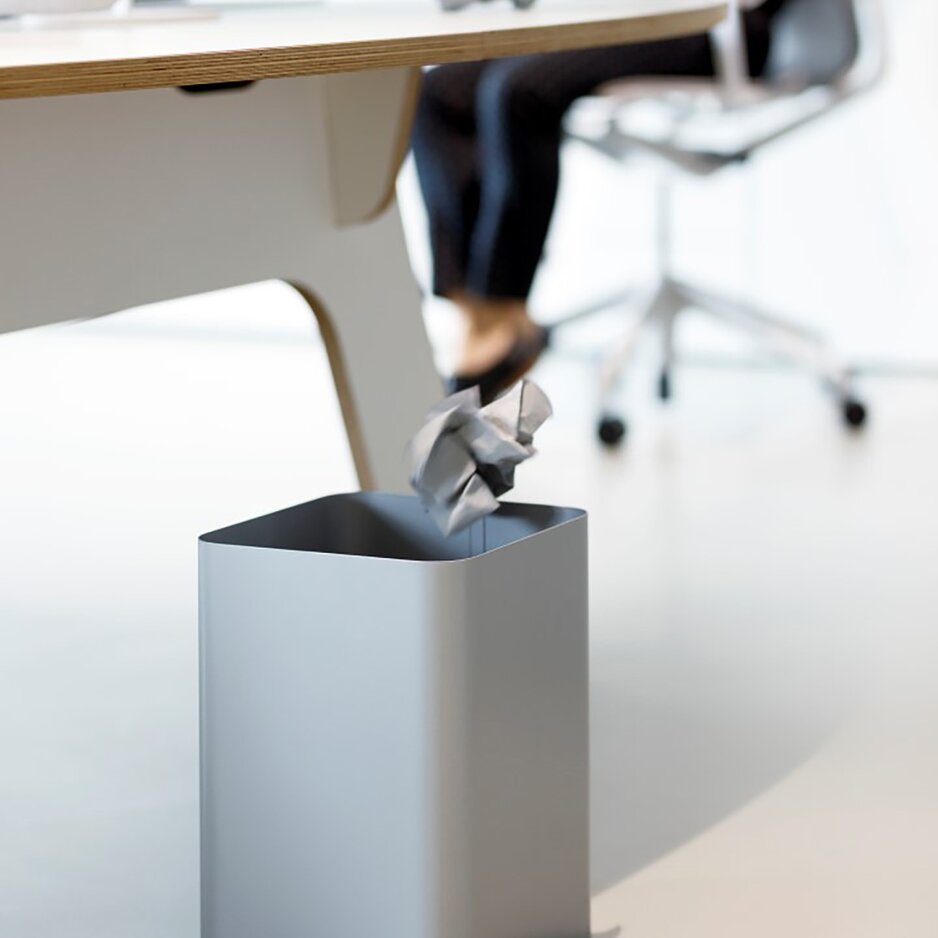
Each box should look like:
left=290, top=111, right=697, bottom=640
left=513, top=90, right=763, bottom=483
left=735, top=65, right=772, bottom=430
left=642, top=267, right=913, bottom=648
left=408, top=379, right=553, bottom=536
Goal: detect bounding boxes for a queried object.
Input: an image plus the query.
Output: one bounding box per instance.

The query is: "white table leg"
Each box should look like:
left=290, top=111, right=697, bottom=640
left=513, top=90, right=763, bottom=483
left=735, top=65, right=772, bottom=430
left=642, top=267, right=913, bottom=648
left=0, top=70, right=439, bottom=490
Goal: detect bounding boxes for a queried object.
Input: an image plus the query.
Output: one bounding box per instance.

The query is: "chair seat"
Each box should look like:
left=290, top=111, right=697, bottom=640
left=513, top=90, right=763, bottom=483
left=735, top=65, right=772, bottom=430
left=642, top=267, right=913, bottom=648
left=567, top=79, right=842, bottom=169
left=567, top=0, right=883, bottom=164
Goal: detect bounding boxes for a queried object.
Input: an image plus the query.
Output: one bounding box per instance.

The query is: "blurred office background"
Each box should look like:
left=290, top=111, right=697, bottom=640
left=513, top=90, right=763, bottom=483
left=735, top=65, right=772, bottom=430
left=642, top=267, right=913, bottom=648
left=403, top=0, right=938, bottom=381
left=1, top=1, right=937, bottom=936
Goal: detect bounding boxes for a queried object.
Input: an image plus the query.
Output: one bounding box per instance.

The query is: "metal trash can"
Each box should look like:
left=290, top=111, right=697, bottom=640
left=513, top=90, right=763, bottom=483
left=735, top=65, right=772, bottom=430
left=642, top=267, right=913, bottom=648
left=199, top=491, right=589, bottom=938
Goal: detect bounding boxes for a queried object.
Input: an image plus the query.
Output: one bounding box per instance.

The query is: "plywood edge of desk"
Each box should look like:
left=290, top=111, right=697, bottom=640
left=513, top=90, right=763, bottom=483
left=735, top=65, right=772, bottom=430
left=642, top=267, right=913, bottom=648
left=0, top=5, right=725, bottom=99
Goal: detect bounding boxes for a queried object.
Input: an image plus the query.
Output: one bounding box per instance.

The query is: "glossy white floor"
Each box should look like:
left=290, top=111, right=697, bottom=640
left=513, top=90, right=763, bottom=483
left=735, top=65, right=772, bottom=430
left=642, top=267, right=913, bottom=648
left=2, top=3, right=938, bottom=936
left=3, top=289, right=936, bottom=938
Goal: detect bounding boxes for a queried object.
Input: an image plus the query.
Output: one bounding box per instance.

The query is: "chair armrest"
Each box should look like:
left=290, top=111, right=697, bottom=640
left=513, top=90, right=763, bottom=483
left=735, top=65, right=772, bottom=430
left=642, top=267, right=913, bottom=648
left=710, top=0, right=749, bottom=105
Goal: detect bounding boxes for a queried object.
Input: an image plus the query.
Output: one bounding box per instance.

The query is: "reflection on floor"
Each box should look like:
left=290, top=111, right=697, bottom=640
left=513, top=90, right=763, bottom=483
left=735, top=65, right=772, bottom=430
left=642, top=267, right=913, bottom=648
left=1, top=281, right=936, bottom=937
left=524, top=348, right=938, bottom=937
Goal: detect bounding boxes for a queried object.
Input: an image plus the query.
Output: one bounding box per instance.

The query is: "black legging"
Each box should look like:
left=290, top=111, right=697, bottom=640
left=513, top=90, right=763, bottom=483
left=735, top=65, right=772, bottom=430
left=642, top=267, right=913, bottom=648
left=412, top=3, right=785, bottom=301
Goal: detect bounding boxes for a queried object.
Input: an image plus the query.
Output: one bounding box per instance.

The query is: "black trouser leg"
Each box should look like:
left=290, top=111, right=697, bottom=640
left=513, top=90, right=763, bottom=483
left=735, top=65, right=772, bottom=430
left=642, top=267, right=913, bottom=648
left=411, top=14, right=774, bottom=301
left=411, top=61, right=488, bottom=298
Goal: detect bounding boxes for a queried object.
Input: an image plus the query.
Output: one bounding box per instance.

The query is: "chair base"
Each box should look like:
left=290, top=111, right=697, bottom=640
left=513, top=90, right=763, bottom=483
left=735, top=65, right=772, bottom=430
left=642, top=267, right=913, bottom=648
left=561, top=275, right=868, bottom=446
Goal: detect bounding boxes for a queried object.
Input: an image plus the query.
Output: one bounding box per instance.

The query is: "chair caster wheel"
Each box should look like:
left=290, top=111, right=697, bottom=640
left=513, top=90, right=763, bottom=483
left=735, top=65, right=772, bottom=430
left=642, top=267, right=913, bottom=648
left=598, top=415, right=627, bottom=447
left=657, top=370, right=672, bottom=402
left=841, top=397, right=868, bottom=430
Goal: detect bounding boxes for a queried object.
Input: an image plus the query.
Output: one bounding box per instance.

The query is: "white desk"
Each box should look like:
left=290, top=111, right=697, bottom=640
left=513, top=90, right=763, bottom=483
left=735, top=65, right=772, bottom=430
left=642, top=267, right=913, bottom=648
left=0, top=0, right=724, bottom=489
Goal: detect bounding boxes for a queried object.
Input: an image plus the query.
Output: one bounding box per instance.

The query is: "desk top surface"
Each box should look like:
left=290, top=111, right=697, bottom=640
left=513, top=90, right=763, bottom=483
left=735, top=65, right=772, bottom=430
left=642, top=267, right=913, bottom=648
left=0, top=0, right=724, bottom=99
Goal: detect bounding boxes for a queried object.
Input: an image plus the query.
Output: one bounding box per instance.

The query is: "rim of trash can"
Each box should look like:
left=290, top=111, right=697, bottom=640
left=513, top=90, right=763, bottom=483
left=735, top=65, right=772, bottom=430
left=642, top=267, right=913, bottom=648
left=199, top=491, right=586, bottom=565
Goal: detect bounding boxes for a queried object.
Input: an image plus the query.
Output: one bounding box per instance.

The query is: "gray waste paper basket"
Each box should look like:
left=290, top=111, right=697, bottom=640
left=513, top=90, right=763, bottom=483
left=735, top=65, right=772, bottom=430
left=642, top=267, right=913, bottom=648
left=199, top=491, right=589, bottom=938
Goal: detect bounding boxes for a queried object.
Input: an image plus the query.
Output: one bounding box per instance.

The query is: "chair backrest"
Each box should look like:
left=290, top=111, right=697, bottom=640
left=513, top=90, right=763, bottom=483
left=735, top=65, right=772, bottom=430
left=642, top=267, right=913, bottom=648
left=566, top=0, right=885, bottom=172
left=763, top=0, right=861, bottom=87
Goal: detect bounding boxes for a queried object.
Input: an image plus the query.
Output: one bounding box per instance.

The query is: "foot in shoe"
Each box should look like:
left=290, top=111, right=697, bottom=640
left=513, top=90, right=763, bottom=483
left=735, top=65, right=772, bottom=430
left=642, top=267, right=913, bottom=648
left=451, top=293, right=538, bottom=377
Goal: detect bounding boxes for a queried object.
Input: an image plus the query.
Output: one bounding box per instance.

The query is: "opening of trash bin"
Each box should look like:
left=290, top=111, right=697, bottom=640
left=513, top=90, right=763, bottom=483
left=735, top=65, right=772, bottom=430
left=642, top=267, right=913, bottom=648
left=200, top=492, right=584, bottom=562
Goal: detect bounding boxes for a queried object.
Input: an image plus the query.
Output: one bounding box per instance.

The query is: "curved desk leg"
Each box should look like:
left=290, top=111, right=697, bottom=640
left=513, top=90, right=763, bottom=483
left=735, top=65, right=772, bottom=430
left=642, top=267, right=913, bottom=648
left=289, top=281, right=380, bottom=490
left=299, top=67, right=441, bottom=490
left=288, top=212, right=443, bottom=492
left=286, top=189, right=441, bottom=492
left=0, top=69, right=438, bottom=491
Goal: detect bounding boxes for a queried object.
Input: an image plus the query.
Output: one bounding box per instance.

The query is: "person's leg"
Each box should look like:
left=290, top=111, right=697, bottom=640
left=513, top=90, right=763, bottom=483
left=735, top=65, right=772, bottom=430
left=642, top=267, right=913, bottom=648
left=423, top=23, right=778, bottom=395
left=440, top=36, right=716, bottom=390
left=410, top=61, right=488, bottom=300
left=467, top=35, right=717, bottom=303
left=412, top=60, right=550, bottom=383
left=743, top=5, right=776, bottom=77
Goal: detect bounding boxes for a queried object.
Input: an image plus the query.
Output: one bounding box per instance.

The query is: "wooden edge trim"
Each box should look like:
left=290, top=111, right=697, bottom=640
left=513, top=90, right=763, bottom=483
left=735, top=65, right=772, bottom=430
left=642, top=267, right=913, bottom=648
left=0, top=7, right=727, bottom=99
left=286, top=279, right=376, bottom=491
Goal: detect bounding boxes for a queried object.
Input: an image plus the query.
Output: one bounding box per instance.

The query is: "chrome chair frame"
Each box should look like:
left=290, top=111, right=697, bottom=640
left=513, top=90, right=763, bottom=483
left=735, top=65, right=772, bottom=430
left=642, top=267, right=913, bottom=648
left=562, top=0, right=887, bottom=444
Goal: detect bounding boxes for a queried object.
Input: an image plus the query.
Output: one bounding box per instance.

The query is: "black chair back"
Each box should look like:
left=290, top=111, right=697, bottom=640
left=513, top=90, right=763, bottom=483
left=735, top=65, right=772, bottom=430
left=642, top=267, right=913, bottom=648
left=764, top=0, right=861, bottom=86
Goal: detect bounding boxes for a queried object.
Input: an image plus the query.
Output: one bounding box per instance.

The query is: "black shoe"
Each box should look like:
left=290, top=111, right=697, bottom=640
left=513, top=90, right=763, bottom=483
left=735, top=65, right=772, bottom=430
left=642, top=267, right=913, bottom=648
left=445, top=325, right=551, bottom=405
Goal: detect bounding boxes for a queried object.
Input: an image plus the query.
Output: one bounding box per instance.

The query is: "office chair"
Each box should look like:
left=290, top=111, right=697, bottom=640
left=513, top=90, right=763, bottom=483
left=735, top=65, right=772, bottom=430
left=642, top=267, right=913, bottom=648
left=562, top=0, right=887, bottom=445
